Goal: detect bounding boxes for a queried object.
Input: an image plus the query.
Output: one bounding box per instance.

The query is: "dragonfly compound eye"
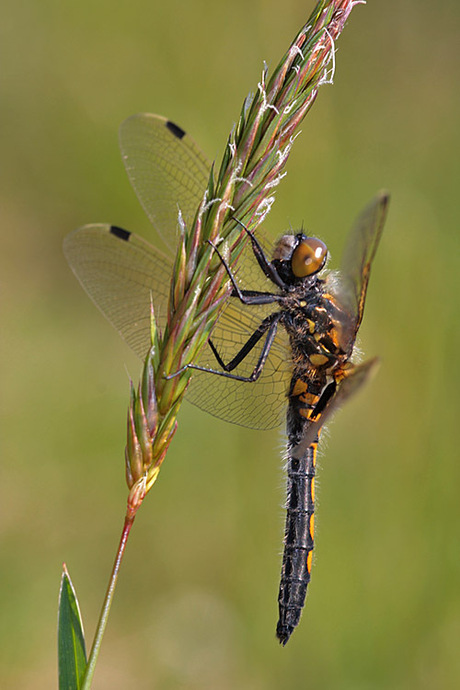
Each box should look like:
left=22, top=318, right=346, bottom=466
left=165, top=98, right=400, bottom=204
left=291, top=238, right=327, bottom=278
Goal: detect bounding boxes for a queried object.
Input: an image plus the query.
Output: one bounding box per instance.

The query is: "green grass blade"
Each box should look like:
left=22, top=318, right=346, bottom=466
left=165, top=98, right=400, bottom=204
left=58, top=564, right=87, bottom=690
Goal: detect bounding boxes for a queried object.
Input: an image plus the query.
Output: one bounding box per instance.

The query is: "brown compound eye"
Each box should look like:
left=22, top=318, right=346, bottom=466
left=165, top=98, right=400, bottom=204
left=291, top=238, right=327, bottom=277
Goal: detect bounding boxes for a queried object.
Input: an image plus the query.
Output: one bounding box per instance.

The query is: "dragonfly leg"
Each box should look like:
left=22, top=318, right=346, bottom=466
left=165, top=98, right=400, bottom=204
left=208, top=311, right=282, bottom=372
left=167, top=312, right=281, bottom=382
left=309, top=380, right=336, bottom=420
left=209, top=240, right=282, bottom=306
left=232, top=217, right=287, bottom=289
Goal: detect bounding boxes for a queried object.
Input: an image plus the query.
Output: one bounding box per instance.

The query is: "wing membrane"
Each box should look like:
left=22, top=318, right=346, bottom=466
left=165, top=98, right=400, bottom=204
left=189, top=299, right=290, bottom=429
left=328, top=191, right=389, bottom=346
left=64, top=224, right=172, bottom=355
left=66, top=114, right=290, bottom=429
left=119, top=114, right=211, bottom=251
left=64, top=224, right=290, bottom=430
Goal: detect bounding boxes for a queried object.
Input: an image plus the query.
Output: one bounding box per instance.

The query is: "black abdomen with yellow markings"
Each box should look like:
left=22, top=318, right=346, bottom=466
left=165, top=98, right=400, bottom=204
left=276, top=299, right=345, bottom=644
left=277, top=443, right=316, bottom=644
left=277, top=374, right=322, bottom=644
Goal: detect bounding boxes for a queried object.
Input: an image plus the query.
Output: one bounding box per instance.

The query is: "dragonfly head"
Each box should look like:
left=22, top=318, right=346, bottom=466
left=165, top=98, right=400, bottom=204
left=273, top=233, right=328, bottom=283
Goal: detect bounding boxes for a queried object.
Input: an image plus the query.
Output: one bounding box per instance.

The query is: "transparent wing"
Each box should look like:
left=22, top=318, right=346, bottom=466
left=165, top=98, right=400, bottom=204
left=64, top=224, right=172, bottom=354
left=64, top=224, right=290, bottom=430
left=327, top=191, right=389, bottom=347
left=119, top=114, right=211, bottom=251
left=188, top=300, right=291, bottom=430
left=186, top=228, right=291, bottom=429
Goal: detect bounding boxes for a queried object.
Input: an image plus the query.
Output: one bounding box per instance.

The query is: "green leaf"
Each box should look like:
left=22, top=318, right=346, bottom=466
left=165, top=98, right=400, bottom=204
left=58, top=564, right=87, bottom=690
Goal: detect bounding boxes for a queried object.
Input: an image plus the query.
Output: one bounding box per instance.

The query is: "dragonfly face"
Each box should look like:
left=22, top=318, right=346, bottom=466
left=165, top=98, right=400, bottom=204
left=64, top=113, right=389, bottom=644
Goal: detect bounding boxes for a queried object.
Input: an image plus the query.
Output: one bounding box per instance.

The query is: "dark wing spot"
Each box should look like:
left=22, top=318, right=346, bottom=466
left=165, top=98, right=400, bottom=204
left=110, top=225, right=131, bottom=242
left=166, top=120, right=186, bottom=140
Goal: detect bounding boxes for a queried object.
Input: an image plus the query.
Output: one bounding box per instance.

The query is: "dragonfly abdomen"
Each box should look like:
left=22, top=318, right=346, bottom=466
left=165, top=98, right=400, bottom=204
left=276, top=442, right=317, bottom=645
left=276, top=375, right=323, bottom=644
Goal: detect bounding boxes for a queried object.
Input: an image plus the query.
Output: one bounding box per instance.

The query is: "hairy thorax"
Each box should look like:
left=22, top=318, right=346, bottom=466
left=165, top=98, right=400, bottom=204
left=281, top=282, right=350, bottom=378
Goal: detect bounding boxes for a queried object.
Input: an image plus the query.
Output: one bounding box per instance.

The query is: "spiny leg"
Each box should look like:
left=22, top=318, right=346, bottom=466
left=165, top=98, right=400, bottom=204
left=232, top=217, right=287, bottom=289
left=208, top=239, right=283, bottom=305
left=168, top=311, right=282, bottom=383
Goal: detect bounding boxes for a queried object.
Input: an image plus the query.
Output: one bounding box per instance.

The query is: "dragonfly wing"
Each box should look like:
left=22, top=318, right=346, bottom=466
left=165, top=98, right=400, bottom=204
left=119, top=114, right=211, bottom=251
left=327, top=191, right=389, bottom=348
left=64, top=224, right=172, bottom=357
left=190, top=298, right=291, bottom=430
left=64, top=223, right=290, bottom=430
left=189, top=232, right=292, bottom=430
left=292, top=358, right=380, bottom=458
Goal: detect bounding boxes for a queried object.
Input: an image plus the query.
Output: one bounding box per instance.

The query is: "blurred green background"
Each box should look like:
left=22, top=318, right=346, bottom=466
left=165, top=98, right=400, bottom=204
left=1, top=1, right=459, bottom=688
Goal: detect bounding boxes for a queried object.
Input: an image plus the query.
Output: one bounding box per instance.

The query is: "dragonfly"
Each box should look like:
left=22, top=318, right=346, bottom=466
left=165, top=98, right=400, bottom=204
left=64, top=113, right=389, bottom=645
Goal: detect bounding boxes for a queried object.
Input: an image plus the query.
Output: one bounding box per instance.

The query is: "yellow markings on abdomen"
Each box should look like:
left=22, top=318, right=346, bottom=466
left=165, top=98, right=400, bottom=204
left=301, top=392, right=319, bottom=405
left=299, top=407, right=314, bottom=420
left=292, top=379, right=309, bottom=397
left=309, top=353, right=329, bottom=367
left=309, top=513, right=314, bottom=540
left=292, top=379, right=320, bottom=407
